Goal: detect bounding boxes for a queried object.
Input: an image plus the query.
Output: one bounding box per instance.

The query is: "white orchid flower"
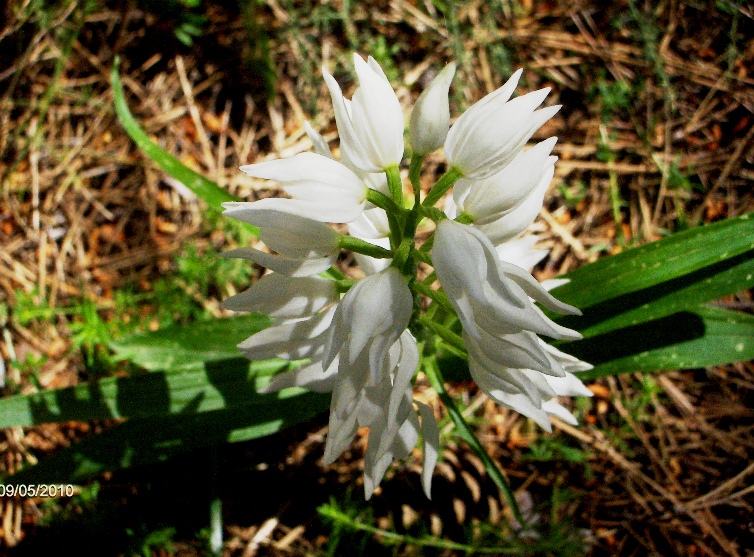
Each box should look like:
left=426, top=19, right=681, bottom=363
left=323, top=54, right=405, bottom=173
left=409, top=62, right=456, bottom=156
left=453, top=137, right=557, bottom=224
left=221, top=210, right=340, bottom=277
left=494, top=234, right=549, bottom=272
left=304, top=120, right=389, bottom=198
left=433, top=219, right=581, bottom=342
left=444, top=69, right=560, bottom=180
left=323, top=266, right=413, bottom=378
left=246, top=306, right=340, bottom=394
left=348, top=208, right=392, bottom=275
left=221, top=273, right=338, bottom=319
left=236, top=152, right=367, bottom=223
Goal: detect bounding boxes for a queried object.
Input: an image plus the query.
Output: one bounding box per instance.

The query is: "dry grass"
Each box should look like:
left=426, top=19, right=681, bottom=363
left=0, top=0, right=753, bottom=555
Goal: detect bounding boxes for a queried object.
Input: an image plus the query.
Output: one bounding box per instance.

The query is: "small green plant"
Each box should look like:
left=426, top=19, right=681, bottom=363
left=525, top=436, right=590, bottom=467
left=558, top=182, right=587, bottom=208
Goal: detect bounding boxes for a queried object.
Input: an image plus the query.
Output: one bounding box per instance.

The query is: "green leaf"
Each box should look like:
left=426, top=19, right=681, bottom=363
left=110, top=313, right=273, bottom=371
left=570, top=306, right=754, bottom=380
left=6, top=391, right=330, bottom=485
left=0, top=315, right=290, bottom=428
left=551, top=212, right=754, bottom=309
left=111, top=57, right=253, bottom=226
left=560, top=244, right=754, bottom=338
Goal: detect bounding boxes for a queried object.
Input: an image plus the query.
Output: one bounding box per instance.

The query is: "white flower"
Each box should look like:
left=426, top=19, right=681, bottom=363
left=474, top=157, right=556, bottom=245
left=409, top=62, right=456, bottom=156
left=323, top=266, right=413, bottom=378
left=444, top=69, right=560, bottom=180
left=221, top=211, right=340, bottom=277
left=246, top=306, right=339, bottom=394
left=237, top=152, right=367, bottom=223
left=348, top=208, right=392, bottom=275
left=304, top=121, right=389, bottom=198
left=222, top=273, right=338, bottom=319
left=323, top=54, right=404, bottom=173
left=453, top=137, right=557, bottom=225
left=324, top=330, right=439, bottom=499
left=433, top=219, right=581, bottom=342
left=494, top=234, right=549, bottom=272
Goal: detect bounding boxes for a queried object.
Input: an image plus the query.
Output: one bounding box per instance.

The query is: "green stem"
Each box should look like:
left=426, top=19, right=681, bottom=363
left=423, top=353, right=524, bottom=525
left=366, top=188, right=405, bottom=249
left=423, top=166, right=464, bottom=208
left=412, top=249, right=432, bottom=265
left=417, top=317, right=466, bottom=354
left=335, top=279, right=357, bottom=293
left=339, top=235, right=393, bottom=259
left=319, top=503, right=526, bottom=554
left=414, top=282, right=453, bottom=312
left=409, top=155, right=424, bottom=206
left=385, top=165, right=403, bottom=205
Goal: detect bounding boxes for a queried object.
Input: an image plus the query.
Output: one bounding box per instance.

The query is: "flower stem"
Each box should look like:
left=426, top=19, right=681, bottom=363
left=339, top=235, right=393, bottom=259
left=417, top=317, right=466, bottom=354
left=422, top=166, right=463, bottom=208
left=385, top=165, right=403, bottom=205
left=414, top=281, right=453, bottom=312
left=423, top=353, right=524, bottom=526
left=409, top=155, right=424, bottom=206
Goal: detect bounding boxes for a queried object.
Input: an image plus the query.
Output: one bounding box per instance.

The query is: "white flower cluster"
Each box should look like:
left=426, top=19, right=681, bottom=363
left=222, top=54, right=592, bottom=499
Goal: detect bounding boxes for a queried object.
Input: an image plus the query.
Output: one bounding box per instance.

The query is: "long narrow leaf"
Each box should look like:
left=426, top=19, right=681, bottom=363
left=0, top=314, right=282, bottom=428
left=6, top=391, right=330, bottom=485
left=551, top=212, right=754, bottom=309
left=111, top=57, right=252, bottom=224
left=570, top=305, right=754, bottom=380
left=563, top=246, right=754, bottom=338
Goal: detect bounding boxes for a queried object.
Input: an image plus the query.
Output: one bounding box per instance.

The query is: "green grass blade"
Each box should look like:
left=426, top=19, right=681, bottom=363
left=111, top=57, right=253, bottom=226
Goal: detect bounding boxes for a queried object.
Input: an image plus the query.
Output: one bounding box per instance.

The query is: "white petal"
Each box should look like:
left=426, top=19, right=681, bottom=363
left=477, top=161, right=555, bottom=244
left=222, top=273, right=337, bottom=318
left=322, top=68, right=381, bottom=173
left=445, top=69, right=522, bottom=164
left=544, top=371, right=594, bottom=397
left=463, top=138, right=557, bottom=223
left=416, top=401, right=439, bottom=499
left=409, top=62, right=455, bottom=156
left=350, top=54, right=405, bottom=169
left=238, top=307, right=334, bottom=359
left=541, top=278, right=570, bottom=292
left=367, top=55, right=390, bottom=83
left=348, top=208, right=390, bottom=240
left=485, top=388, right=553, bottom=432
left=323, top=267, right=413, bottom=374
left=354, top=251, right=392, bottom=276
left=304, top=121, right=333, bottom=158
left=258, top=359, right=338, bottom=394
left=495, top=234, right=549, bottom=272
left=223, top=196, right=364, bottom=224
left=239, top=153, right=366, bottom=202
left=498, top=259, right=581, bottom=315
left=445, top=68, right=560, bottom=180
left=541, top=399, right=578, bottom=425
left=541, top=341, right=593, bottom=373
left=464, top=329, right=563, bottom=377
left=222, top=247, right=337, bottom=277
